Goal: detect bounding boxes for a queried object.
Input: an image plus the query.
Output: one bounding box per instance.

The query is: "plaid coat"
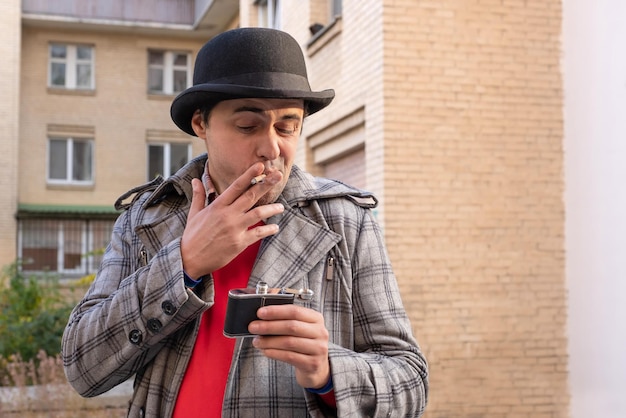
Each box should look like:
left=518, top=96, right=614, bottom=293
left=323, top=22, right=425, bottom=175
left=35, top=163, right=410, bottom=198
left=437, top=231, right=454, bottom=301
left=62, top=155, right=428, bottom=417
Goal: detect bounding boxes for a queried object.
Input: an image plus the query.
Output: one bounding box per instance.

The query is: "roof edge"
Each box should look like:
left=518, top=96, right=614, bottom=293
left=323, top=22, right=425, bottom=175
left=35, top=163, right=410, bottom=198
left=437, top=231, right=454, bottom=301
left=17, top=203, right=120, bottom=219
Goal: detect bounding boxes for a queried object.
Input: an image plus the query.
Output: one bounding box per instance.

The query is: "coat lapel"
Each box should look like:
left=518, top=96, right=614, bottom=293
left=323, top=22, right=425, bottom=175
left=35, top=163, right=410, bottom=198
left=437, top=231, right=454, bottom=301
left=249, top=204, right=341, bottom=291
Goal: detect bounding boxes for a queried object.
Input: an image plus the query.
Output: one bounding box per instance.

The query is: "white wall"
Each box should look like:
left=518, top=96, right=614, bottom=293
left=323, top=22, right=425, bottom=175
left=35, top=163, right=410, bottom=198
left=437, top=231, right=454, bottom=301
left=0, top=0, right=20, bottom=267
left=563, top=1, right=626, bottom=417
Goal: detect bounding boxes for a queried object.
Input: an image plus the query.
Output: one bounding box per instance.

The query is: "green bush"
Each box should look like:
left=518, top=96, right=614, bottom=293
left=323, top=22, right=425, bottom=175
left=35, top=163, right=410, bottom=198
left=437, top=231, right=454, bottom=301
left=0, top=262, right=74, bottom=365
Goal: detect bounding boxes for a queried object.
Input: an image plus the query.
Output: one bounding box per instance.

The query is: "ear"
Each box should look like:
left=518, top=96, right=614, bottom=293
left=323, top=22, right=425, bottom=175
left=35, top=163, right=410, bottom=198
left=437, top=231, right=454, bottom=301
left=191, top=110, right=207, bottom=138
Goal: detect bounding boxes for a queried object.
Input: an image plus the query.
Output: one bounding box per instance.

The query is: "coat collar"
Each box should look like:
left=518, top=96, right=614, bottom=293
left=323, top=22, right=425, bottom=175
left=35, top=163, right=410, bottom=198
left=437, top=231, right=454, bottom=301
left=250, top=202, right=341, bottom=291
left=142, top=155, right=206, bottom=209
left=143, top=154, right=378, bottom=211
left=134, top=154, right=377, bottom=291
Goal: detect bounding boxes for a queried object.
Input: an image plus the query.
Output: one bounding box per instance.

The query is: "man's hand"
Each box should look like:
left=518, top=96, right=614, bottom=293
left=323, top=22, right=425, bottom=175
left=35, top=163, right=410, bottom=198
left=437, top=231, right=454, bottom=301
left=180, top=162, right=285, bottom=279
left=249, top=304, right=331, bottom=389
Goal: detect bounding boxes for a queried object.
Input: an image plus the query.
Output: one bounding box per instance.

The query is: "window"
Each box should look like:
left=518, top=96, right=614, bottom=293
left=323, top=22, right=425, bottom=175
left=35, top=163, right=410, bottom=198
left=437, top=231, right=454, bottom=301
left=18, top=219, right=114, bottom=275
left=48, top=137, right=94, bottom=185
left=322, top=148, right=365, bottom=189
left=148, top=50, right=191, bottom=95
left=48, top=43, right=94, bottom=89
left=308, top=107, right=365, bottom=186
left=147, top=142, right=191, bottom=180
left=331, top=0, right=342, bottom=18
left=309, top=0, right=343, bottom=37
left=257, top=0, right=281, bottom=29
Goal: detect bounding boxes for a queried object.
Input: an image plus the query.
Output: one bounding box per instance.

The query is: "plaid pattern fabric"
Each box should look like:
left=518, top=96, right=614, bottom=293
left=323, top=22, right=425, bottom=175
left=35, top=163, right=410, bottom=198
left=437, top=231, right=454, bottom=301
left=62, top=155, right=428, bottom=417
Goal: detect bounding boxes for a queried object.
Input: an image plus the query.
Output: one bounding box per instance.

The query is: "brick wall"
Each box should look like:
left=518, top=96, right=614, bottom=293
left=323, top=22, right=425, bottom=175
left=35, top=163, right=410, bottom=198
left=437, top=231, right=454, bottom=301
left=0, top=0, right=20, bottom=267
left=283, top=0, right=568, bottom=416
left=302, top=0, right=387, bottom=220
left=381, top=1, right=568, bottom=417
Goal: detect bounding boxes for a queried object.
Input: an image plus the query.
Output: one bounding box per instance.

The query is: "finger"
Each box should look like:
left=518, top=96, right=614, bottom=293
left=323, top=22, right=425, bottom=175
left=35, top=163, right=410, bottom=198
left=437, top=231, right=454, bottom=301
left=242, top=202, right=285, bottom=226
left=235, top=169, right=283, bottom=211
left=187, top=178, right=207, bottom=220
left=214, top=163, right=263, bottom=206
left=253, top=336, right=327, bottom=360
left=217, top=163, right=283, bottom=210
left=256, top=304, right=322, bottom=323
left=250, top=321, right=327, bottom=342
left=252, top=317, right=329, bottom=355
left=249, top=307, right=326, bottom=339
left=252, top=334, right=330, bottom=388
left=246, top=220, right=281, bottom=241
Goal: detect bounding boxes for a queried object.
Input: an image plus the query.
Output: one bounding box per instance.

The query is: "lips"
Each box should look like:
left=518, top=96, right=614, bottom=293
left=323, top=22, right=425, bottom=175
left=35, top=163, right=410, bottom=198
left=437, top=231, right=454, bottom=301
left=263, top=160, right=281, bottom=176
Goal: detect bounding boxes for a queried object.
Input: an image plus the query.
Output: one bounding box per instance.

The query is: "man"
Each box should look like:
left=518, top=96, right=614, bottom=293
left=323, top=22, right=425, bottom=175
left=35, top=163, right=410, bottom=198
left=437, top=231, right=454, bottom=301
left=62, top=27, right=428, bottom=417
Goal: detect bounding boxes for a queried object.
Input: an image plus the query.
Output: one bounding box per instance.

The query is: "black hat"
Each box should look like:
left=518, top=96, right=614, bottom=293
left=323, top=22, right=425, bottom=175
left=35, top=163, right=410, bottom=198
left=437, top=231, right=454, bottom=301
left=170, top=27, right=335, bottom=136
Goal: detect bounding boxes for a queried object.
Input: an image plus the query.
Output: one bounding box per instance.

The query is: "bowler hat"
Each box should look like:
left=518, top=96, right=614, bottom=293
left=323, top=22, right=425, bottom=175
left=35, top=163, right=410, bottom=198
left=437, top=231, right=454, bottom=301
left=170, top=27, right=335, bottom=136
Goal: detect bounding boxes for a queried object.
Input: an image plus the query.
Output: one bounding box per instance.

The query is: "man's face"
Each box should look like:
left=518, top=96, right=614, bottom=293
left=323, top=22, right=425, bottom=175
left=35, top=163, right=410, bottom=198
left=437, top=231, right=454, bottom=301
left=193, top=97, right=305, bottom=206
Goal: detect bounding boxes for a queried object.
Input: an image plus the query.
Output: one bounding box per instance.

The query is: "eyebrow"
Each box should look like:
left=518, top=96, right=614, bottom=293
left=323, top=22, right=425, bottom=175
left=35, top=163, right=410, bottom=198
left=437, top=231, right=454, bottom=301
left=233, top=106, right=302, bottom=122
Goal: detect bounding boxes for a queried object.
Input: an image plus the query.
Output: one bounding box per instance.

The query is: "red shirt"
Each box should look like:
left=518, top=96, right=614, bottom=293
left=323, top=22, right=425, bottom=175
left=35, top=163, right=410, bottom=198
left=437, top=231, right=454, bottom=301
left=172, top=236, right=261, bottom=418
left=172, top=225, right=337, bottom=415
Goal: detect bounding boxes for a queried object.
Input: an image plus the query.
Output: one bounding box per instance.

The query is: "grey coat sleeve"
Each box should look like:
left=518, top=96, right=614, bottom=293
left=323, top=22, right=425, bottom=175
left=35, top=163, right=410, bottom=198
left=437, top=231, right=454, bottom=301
left=61, top=207, right=209, bottom=397
left=308, top=207, right=428, bottom=417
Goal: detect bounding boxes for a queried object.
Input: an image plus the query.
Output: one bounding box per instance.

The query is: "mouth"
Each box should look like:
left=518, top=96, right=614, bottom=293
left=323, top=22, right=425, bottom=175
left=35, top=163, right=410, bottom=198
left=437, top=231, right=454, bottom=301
left=263, top=160, right=279, bottom=174
left=263, top=160, right=285, bottom=180
left=250, top=160, right=283, bottom=186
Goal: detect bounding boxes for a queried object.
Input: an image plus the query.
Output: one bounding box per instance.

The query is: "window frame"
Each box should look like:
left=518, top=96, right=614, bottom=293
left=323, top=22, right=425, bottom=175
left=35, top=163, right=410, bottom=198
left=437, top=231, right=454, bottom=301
left=256, top=0, right=282, bottom=29
left=17, top=218, right=115, bottom=276
left=147, top=50, right=192, bottom=95
left=147, top=142, right=192, bottom=180
left=331, top=0, right=342, bottom=19
left=47, top=136, right=95, bottom=186
left=48, top=43, right=95, bottom=90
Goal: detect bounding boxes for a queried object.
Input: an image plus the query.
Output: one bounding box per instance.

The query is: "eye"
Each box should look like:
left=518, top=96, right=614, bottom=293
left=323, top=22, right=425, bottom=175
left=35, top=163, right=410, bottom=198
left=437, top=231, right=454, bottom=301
left=237, top=125, right=257, bottom=133
left=276, top=122, right=299, bottom=135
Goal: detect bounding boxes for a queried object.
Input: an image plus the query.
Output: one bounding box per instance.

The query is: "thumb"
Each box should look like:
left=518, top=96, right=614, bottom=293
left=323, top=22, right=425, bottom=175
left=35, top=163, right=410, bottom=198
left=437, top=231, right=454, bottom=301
left=187, top=178, right=206, bottom=220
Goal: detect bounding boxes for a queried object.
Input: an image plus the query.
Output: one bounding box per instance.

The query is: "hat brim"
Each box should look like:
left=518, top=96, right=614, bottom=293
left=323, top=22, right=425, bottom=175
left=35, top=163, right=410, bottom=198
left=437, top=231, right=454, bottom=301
left=171, top=84, right=335, bottom=136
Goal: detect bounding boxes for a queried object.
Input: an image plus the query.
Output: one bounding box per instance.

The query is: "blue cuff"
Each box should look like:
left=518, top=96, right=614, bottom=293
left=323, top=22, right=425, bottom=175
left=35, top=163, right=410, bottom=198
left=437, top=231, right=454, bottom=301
left=183, top=270, right=204, bottom=289
left=305, top=375, right=333, bottom=395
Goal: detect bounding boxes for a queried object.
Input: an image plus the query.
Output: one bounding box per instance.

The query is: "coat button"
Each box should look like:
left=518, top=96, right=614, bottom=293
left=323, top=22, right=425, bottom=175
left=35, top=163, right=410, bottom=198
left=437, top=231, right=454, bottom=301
left=129, top=329, right=142, bottom=345
left=147, top=318, right=163, bottom=333
left=162, top=300, right=176, bottom=315
left=139, top=407, right=145, bottom=418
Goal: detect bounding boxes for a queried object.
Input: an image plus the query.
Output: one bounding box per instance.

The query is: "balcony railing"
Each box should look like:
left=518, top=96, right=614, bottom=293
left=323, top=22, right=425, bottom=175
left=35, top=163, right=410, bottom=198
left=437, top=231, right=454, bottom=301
left=22, top=0, right=195, bottom=25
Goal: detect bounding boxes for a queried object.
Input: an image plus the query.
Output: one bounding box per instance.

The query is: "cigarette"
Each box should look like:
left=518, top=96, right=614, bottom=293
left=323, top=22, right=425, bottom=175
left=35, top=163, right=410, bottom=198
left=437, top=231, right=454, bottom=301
left=250, top=174, right=266, bottom=185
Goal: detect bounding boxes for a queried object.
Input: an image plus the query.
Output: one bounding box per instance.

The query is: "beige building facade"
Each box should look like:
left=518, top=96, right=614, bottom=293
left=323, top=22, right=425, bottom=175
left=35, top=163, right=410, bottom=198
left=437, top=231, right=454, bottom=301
left=3, top=0, right=570, bottom=417
left=245, top=1, right=569, bottom=417
left=0, top=0, right=21, bottom=269
left=13, top=0, right=236, bottom=277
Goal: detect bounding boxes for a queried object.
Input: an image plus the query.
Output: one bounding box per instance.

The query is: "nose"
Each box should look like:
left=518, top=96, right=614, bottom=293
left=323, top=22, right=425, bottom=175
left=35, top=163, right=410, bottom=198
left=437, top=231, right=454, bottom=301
left=256, top=128, right=281, bottom=161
